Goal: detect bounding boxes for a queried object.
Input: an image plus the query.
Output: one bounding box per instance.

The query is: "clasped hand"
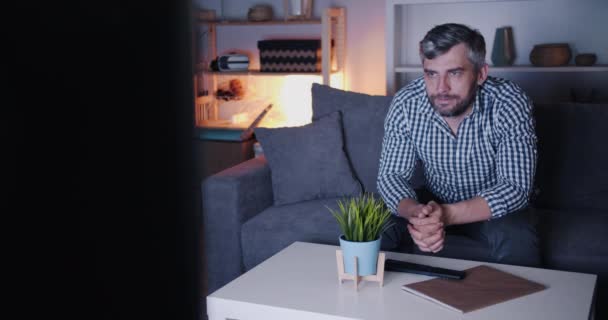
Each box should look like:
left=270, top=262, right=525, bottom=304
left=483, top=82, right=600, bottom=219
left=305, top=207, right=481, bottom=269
left=407, top=201, right=446, bottom=253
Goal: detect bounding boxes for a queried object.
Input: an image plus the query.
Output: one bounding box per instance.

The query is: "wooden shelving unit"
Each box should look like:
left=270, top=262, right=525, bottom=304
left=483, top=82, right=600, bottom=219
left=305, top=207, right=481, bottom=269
left=385, top=0, right=608, bottom=95
left=194, top=7, right=345, bottom=129
left=194, top=64, right=334, bottom=77
left=197, top=19, right=321, bottom=26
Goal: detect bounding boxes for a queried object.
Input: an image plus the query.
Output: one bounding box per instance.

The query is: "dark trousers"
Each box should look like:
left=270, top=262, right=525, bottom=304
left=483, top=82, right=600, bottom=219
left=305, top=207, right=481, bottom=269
left=381, top=190, right=541, bottom=267
left=441, top=207, right=541, bottom=267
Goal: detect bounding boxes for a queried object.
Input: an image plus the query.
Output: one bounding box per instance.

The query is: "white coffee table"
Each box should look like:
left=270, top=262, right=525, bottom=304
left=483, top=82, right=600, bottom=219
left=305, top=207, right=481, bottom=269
left=207, top=242, right=596, bottom=320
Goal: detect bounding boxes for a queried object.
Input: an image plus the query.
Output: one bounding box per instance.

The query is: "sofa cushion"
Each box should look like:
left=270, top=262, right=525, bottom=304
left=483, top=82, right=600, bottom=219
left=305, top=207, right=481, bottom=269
left=534, top=103, right=608, bottom=212
left=254, top=111, right=361, bottom=206
left=537, top=208, right=608, bottom=319
left=311, top=84, right=425, bottom=193
left=537, top=208, right=608, bottom=276
left=241, top=197, right=345, bottom=270
left=241, top=197, right=413, bottom=270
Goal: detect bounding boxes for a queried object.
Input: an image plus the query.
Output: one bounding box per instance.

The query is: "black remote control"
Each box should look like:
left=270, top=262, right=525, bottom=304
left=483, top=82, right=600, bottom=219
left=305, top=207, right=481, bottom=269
left=385, top=259, right=466, bottom=280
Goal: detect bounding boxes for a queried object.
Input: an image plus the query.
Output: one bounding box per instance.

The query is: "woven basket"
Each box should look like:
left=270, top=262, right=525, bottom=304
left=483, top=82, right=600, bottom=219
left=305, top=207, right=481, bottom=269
left=529, top=43, right=571, bottom=67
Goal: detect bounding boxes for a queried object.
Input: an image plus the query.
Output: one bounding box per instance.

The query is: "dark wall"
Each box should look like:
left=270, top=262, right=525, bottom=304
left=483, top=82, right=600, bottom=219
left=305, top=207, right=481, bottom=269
left=11, top=1, right=199, bottom=319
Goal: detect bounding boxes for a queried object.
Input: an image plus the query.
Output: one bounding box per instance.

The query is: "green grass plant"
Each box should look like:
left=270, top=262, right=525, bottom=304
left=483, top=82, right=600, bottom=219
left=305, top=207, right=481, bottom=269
left=328, top=193, right=394, bottom=242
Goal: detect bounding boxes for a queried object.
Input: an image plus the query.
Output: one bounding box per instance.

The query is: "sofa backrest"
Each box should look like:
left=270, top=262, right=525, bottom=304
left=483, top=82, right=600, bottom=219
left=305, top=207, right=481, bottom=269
left=311, top=84, right=425, bottom=194
left=533, top=102, right=608, bottom=212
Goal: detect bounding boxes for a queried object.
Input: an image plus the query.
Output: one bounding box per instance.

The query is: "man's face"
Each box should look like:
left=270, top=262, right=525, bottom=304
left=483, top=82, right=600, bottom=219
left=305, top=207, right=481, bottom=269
left=422, top=43, right=485, bottom=117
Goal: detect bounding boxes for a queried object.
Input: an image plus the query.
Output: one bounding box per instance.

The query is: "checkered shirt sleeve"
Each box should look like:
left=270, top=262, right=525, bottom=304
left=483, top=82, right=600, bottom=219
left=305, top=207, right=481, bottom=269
left=476, top=86, right=537, bottom=219
left=377, top=90, right=420, bottom=214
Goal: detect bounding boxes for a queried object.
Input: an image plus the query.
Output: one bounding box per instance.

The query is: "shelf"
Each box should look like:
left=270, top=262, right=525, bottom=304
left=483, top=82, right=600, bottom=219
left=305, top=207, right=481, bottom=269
left=395, top=65, right=608, bottom=73
left=195, top=64, right=340, bottom=76
left=194, top=7, right=346, bottom=128
left=198, top=69, right=325, bottom=76
left=385, top=0, right=607, bottom=94
left=387, top=0, right=521, bottom=4
left=196, top=7, right=345, bottom=85
left=197, top=19, right=321, bottom=26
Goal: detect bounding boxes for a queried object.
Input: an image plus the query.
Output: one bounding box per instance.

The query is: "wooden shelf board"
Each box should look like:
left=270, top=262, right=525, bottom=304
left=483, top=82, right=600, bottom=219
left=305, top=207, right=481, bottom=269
left=395, top=65, right=608, bottom=73
left=388, top=0, right=532, bottom=5
left=204, top=70, right=322, bottom=76
left=197, top=19, right=321, bottom=26
left=194, top=65, right=341, bottom=76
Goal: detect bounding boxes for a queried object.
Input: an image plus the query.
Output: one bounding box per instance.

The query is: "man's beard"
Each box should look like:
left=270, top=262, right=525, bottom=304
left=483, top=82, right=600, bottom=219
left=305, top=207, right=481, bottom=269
left=429, top=80, right=478, bottom=117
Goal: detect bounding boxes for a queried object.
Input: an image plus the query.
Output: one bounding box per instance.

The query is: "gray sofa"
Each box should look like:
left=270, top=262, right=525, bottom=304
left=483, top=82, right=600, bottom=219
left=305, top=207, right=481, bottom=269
left=203, top=83, right=608, bottom=317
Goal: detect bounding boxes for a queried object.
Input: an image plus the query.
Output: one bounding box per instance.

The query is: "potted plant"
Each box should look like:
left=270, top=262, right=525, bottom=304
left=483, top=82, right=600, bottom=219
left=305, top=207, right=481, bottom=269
left=328, top=193, right=394, bottom=276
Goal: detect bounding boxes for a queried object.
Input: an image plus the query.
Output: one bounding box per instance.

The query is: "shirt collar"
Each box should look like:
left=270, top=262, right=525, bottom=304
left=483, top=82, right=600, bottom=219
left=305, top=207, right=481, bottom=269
left=416, top=94, right=433, bottom=115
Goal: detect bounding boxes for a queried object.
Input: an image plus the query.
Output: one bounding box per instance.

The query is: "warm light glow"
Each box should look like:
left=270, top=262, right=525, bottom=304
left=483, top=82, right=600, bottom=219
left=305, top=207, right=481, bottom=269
left=330, top=72, right=344, bottom=90
left=207, top=72, right=345, bottom=129
left=273, top=72, right=345, bottom=127
left=277, top=75, right=320, bottom=127
left=230, top=112, right=249, bottom=124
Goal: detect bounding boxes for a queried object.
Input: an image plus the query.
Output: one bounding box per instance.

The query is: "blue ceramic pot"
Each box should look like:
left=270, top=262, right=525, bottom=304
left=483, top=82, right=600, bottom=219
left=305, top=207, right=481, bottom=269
left=339, top=235, right=381, bottom=276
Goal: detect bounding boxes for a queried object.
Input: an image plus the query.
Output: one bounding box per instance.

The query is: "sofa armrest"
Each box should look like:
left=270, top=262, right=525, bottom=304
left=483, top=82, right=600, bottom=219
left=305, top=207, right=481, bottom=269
left=202, top=156, right=273, bottom=294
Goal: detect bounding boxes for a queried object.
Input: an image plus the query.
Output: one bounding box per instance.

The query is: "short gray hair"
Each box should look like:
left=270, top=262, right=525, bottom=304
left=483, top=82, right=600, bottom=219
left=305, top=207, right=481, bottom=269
left=419, top=23, right=486, bottom=72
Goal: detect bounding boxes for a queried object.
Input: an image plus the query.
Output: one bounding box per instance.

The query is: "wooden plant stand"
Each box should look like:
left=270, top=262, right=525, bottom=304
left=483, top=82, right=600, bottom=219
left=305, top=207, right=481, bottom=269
left=336, top=250, right=386, bottom=290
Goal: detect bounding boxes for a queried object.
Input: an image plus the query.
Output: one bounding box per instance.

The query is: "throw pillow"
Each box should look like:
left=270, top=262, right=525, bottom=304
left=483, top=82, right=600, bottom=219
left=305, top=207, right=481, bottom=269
left=254, top=111, right=362, bottom=206
left=311, top=83, right=426, bottom=193
left=311, top=83, right=393, bottom=121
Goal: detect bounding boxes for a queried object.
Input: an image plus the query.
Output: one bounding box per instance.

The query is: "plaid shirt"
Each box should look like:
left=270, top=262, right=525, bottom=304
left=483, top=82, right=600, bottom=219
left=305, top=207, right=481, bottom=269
left=378, top=76, right=537, bottom=219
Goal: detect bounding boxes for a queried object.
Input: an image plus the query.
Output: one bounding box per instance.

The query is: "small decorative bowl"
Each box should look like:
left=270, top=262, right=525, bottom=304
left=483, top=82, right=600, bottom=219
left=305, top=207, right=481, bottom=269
left=248, top=4, right=274, bottom=22
left=529, top=43, right=571, bottom=67
left=575, top=53, right=597, bottom=66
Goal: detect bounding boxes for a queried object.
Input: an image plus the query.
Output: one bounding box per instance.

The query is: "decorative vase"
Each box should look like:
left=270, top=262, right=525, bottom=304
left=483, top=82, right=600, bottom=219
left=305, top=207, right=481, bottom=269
left=339, top=235, right=381, bottom=276
left=284, top=0, right=313, bottom=20
left=491, top=27, right=515, bottom=66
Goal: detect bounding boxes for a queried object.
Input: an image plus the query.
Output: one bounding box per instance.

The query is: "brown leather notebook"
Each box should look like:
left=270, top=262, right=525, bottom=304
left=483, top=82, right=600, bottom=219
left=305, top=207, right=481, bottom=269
left=402, top=265, right=546, bottom=313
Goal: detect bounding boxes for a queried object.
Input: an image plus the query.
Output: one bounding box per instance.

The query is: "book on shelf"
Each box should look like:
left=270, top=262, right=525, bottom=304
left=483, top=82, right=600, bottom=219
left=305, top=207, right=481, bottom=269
left=401, top=265, right=546, bottom=313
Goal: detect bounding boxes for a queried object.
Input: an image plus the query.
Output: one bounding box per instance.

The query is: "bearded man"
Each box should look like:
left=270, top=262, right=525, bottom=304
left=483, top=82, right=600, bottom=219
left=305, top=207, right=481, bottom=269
left=378, top=23, right=540, bottom=266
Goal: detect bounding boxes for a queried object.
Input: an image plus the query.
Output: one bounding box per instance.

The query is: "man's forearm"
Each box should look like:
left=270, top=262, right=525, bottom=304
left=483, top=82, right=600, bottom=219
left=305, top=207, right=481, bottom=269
left=397, top=198, right=420, bottom=220
left=443, top=196, right=491, bottom=225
